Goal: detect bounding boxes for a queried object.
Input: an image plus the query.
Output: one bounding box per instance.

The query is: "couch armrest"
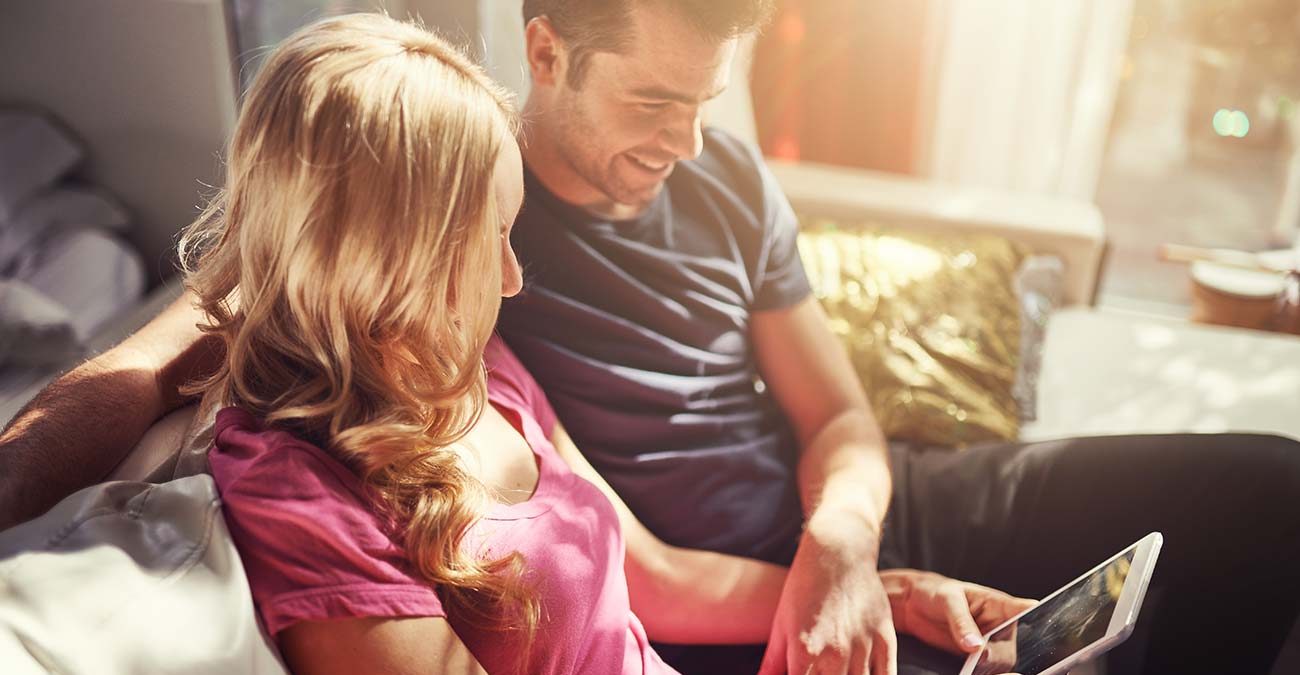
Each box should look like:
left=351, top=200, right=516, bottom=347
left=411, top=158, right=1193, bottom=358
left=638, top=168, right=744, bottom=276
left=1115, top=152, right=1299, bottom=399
left=768, top=159, right=1106, bottom=307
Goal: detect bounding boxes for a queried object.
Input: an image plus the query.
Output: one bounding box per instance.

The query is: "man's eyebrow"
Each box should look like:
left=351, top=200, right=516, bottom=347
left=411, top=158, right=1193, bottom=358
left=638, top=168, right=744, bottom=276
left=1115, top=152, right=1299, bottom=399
left=629, top=83, right=726, bottom=104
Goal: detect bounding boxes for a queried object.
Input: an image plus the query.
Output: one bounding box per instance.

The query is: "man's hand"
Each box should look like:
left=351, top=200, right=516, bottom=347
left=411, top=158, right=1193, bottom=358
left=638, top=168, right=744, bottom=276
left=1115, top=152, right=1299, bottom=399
left=882, top=569, right=1036, bottom=657
left=759, top=515, right=896, bottom=675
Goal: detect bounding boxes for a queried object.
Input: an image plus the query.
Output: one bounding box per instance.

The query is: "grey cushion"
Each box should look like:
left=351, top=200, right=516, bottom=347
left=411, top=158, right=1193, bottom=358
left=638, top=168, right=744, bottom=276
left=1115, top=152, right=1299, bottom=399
left=1, top=186, right=130, bottom=277
left=1013, top=255, right=1066, bottom=423
left=19, top=229, right=144, bottom=342
left=0, top=279, right=83, bottom=366
left=0, top=112, right=82, bottom=221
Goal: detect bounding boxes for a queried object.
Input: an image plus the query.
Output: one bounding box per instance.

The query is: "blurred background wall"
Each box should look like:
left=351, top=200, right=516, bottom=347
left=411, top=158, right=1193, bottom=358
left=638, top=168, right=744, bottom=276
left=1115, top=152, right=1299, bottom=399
left=0, top=0, right=237, bottom=281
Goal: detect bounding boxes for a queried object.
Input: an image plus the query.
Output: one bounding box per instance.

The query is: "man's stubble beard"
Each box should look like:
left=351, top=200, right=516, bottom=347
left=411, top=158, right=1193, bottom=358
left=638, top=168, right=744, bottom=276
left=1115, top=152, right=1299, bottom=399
left=554, top=100, right=657, bottom=212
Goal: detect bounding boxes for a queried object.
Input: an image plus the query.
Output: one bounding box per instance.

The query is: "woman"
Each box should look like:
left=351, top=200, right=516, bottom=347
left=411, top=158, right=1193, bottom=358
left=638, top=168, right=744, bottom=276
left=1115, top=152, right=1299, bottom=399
left=181, top=13, right=1030, bottom=674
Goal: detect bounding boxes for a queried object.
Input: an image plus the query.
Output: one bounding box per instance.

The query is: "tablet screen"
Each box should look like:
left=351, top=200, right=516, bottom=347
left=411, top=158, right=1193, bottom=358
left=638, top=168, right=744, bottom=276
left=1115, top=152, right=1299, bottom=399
left=971, top=547, right=1136, bottom=675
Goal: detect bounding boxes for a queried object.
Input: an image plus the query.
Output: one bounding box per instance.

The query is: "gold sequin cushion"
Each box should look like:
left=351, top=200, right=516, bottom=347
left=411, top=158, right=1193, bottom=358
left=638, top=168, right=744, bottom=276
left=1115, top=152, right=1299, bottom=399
left=797, top=222, right=1028, bottom=447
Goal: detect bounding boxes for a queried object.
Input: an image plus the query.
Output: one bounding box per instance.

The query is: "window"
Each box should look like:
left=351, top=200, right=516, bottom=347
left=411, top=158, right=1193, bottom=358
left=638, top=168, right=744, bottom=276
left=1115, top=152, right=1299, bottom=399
left=1096, top=0, right=1300, bottom=310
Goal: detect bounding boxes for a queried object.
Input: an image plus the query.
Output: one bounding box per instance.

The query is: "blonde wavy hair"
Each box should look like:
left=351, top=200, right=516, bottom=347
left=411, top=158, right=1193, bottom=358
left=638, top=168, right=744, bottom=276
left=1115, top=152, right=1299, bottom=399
left=178, top=13, right=537, bottom=644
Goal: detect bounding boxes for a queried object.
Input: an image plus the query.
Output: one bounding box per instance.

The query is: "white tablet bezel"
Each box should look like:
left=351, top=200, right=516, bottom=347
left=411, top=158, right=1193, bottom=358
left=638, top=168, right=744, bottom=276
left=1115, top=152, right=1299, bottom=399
left=957, top=531, right=1163, bottom=675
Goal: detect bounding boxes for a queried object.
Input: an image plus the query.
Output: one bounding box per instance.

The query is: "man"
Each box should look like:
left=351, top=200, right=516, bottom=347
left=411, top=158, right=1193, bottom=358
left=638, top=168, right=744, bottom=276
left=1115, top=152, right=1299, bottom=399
left=498, top=2, right=1300, bottom=674
left=1, top=2, right=1298, bottom=674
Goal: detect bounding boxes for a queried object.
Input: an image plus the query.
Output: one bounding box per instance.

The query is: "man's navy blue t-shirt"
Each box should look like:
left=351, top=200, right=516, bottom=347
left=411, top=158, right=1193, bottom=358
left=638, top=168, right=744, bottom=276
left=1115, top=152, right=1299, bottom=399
left=498, top=128, right=812, bottom=565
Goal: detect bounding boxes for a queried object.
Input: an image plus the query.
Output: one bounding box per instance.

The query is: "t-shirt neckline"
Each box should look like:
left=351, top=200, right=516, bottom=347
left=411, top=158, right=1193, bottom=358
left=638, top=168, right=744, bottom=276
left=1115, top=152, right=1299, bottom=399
left=481, top=390, right=561, bottom=521
left=521, top=162, right=667, bottom=230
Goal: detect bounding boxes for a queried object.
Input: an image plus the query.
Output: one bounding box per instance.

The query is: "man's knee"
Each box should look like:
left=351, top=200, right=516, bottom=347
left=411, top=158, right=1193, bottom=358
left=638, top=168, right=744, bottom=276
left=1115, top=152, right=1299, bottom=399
left=1232, top=434, right=1300, bottom=513
left=1237, top=433, right=1300, bottom=470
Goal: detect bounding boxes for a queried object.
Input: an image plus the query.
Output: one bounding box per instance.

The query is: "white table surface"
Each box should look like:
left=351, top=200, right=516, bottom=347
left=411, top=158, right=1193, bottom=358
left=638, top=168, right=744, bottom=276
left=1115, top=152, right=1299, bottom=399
left=1023, top=307, right=1300, bottom=442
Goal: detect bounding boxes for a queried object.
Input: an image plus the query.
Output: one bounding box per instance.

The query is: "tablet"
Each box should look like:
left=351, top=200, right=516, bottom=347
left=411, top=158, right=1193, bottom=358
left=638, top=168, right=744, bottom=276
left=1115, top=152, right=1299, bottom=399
left=960, top=532, right=1163, bottom=675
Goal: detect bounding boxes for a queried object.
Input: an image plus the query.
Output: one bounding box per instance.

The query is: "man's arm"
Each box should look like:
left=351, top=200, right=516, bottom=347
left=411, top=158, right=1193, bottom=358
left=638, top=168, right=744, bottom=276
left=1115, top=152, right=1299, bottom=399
left=751, top=296, right=897, bottom=675
left=0, top=290, right=219, bottom=529
left=754, top=296, right=891, bottom=531
left=549, top=423, right=787, bottom=645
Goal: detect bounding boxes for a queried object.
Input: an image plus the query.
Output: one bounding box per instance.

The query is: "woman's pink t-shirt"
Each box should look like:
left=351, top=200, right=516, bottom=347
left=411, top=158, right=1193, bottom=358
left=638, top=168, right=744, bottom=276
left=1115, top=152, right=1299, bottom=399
left=209, top=337, right=678, bottom=675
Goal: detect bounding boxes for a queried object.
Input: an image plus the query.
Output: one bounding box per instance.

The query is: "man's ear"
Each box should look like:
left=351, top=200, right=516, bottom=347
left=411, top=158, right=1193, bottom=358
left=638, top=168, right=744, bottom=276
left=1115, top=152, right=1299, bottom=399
left=524, top=16, right=566, bottom=87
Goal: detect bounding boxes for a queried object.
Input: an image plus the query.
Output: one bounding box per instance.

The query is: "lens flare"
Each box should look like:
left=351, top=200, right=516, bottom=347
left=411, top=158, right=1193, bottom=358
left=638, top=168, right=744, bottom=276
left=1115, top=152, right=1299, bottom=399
left=1212, top=108, right=1233, bottom=136
left=1211, top=109, right=1250, bottom=138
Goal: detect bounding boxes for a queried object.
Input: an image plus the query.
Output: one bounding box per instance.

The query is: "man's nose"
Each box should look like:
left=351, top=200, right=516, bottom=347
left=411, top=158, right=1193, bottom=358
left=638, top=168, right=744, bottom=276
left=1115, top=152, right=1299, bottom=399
left=660, top=108, right=704, bottom=161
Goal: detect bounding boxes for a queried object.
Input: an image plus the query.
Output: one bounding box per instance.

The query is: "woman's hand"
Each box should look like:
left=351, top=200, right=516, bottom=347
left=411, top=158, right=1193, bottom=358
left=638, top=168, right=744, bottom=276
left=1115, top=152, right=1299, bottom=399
left=881, top=569, right=1036, bottom=656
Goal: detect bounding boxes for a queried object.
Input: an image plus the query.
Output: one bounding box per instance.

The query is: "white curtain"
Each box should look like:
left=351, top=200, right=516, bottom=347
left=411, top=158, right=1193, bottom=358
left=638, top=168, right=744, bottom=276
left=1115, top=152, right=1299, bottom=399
left=477, top=0, right=529, bottom=100
left=921, top=0, right=1135, bottom=200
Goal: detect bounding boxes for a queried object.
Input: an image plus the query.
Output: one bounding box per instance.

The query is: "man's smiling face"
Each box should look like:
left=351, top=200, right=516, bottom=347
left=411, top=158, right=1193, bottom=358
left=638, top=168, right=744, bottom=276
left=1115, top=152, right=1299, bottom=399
left=537, top=2, right=737, bottom=217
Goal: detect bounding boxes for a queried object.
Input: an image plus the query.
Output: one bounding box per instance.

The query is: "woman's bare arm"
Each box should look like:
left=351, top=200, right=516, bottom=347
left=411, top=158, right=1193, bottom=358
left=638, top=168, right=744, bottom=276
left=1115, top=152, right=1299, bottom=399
left=0, top=290, right=221, bottom=529
left=280, top=616, right=487, bottom=675
left=549, top=422, right=787, bottom=645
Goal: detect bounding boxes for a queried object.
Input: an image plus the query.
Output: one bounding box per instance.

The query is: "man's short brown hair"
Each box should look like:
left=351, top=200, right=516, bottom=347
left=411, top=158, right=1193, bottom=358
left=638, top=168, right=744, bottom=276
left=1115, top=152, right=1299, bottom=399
left=522, top=0, right=774, bottom=86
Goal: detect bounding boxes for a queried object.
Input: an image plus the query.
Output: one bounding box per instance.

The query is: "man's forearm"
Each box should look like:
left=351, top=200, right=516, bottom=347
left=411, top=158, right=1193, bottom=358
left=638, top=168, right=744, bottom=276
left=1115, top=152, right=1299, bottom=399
left=0, top=352, right=169, bottom=529
left=0, top=291, right=219, bottom=530
left=797, top=407, right=892, bottom=553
